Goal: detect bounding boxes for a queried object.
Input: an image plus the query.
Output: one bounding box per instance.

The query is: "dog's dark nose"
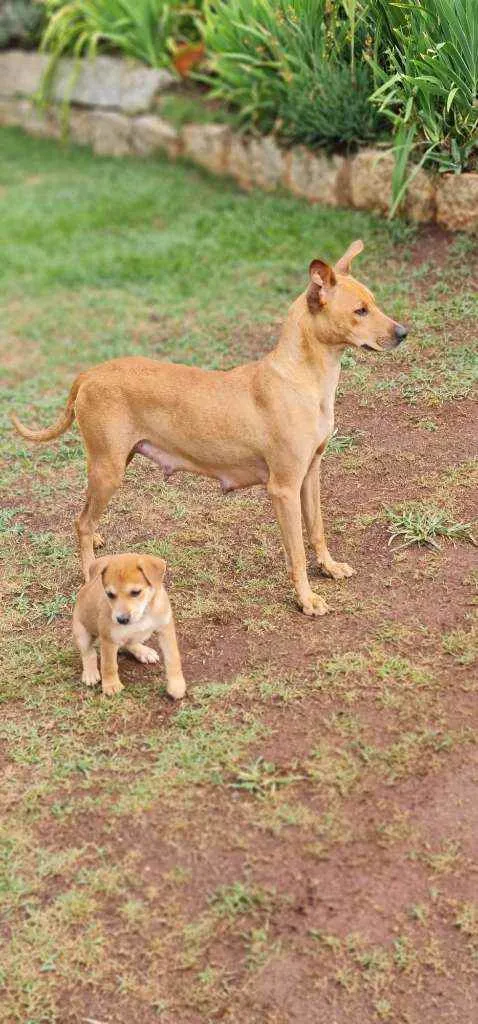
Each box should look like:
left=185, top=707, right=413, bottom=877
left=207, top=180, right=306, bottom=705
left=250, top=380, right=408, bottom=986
left=394, top=323, right=408, bottom=343
left=116, top=614, right=130, bottom=625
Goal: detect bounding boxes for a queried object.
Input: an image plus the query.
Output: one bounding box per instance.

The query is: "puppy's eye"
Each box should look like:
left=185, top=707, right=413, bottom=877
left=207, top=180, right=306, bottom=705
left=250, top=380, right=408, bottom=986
left=106, top=591, right=116, bottom=600
left=355, top=306, right=368, bottom=316
left=130, top=589, right=142, bottom=597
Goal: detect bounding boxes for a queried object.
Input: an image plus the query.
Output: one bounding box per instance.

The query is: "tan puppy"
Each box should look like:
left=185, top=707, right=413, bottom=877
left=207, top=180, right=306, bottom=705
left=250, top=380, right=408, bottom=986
left=13, top=241, right=407, bottom=616
left=72, top=552, right=186, bottom=699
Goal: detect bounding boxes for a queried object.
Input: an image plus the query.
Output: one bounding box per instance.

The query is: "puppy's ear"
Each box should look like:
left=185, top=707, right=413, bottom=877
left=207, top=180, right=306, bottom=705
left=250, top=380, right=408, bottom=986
left=88, top=556, right=110, bottom=582
left=137, top=556, right=167, bottom=589
left=334, top=239, right=364, bottom=275
left=307, top=259, right=336, bottom=313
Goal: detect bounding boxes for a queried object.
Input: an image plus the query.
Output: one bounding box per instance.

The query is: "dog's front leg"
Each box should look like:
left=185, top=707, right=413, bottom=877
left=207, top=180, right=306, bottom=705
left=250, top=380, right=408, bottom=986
left=99, top=638, right=123, bottom=696
left=301, top=455, right=355, bottom=580
left=157, top=613, right=186, bottom=700
left=268, top=477, right=328, bottom=616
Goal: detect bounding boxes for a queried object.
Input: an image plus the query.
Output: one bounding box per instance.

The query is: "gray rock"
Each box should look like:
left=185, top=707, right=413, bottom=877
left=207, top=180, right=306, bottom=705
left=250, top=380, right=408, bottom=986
left=132, top=115, right=181, bottom=158
left=89, top=111, right=132, bottom=156
left=21, top=102, right=61, bottom=139
left=284, top=146, right=342, bottom=206
left=68, top=108, right=95, bottom=147
left=227, top=133, right=252, bottom=189
left=249, top=135, right=284, bottom=190
left=349, top=147, right=394, bottom=213
left=406, top=167, right=436, bottom=223
left=182, top=123, right=230, bottom=174
left=436, top=173, right=478, bottom=232
left=0, top=97, right=27, bottom=126
left=350, top=146, right=437, bottom=222
left=53, top=56, right=175, bottom=113
left=0, top=50, right=174, bottom=113
left=0, top=50, right=49, bottom=97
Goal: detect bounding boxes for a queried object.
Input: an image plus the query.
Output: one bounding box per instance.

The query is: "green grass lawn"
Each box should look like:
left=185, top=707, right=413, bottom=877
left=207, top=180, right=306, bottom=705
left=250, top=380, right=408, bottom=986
left=0, top=128, right=477, bottom=1024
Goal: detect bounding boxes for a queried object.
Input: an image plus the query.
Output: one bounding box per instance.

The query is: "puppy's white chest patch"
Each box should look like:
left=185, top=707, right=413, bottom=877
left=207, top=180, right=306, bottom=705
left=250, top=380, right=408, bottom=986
left=110, top=608, right=168, bottom=647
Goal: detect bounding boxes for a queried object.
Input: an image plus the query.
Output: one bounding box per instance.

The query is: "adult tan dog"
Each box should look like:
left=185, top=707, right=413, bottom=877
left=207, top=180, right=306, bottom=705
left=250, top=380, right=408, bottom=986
left=73, top=552, right=186, bottom=698
left=13, top=240, right=407, bottom=616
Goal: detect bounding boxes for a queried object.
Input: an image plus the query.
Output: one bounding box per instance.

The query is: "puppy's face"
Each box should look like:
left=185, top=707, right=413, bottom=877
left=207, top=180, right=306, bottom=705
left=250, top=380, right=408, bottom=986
left=306, top=239, right=408, bottom=352
left=93, top=554, right=167, bottom=626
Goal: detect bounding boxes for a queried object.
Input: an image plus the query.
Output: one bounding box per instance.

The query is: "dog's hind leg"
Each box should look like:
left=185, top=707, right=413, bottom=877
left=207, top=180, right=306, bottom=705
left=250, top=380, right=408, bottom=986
left=76, top=456, right=126, bottom=580
left=91, top=449, right=136, bottom=551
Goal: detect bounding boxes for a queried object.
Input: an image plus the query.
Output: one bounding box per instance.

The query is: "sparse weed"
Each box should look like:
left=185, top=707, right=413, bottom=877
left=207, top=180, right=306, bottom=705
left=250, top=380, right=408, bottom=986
left=209, top=881, right=273, bottom=918
left=442, top=624, right=477, bottom=667
left=326, top=430, right=359, bottom=456
left=387, top=505, right=477, bottom=551
left=229, top=757, right=304, bottom=798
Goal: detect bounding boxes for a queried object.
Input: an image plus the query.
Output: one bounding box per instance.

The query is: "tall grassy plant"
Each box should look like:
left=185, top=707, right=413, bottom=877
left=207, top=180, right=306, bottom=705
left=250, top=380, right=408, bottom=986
left=0, top=1, right=46, bottom=49
left=203, top=0, right=317, bottom=132
left=202, top=0, right=384, bottom=144
left=41, top=0, right=202, bottom=67
left=369, top=0, right=478, bottom=208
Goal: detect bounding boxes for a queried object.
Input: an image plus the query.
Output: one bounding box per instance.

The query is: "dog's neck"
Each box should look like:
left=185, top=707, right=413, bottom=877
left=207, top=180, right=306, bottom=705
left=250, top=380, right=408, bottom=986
left=268, top=294, right=344, bottom=396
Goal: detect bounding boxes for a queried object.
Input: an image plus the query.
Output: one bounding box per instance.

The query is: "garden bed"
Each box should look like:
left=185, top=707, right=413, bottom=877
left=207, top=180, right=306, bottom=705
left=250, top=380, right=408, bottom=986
left=1, top=49, right=477, bottom=232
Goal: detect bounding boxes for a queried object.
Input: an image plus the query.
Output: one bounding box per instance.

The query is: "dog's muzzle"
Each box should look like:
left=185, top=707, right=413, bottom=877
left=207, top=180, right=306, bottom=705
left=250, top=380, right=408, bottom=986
left=394, top=323, right=408, bottom=344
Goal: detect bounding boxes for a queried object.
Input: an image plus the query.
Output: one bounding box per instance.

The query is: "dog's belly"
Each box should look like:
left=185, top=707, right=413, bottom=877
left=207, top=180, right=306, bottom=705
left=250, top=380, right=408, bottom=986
left=134, top=440, right=268, bottom=493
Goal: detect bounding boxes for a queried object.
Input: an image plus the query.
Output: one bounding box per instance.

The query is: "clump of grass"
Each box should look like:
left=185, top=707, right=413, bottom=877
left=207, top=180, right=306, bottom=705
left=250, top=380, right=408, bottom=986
left=326, top=430, right=359, bottom=456
left=159, top=92, right=238, bottom=129
left=387, top=505, right=477, bottom=552
left=209, top=881, right=272, bottom=918
left=229, top=757, right=304, bottom=798
left=0, top=508, right=24, bottom=536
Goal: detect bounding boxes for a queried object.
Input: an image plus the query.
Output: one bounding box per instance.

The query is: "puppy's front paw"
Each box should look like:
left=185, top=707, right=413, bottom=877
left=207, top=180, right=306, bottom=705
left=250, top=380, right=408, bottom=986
left=102, top=676, right=124, bottom=696
left=82, top=666, right=101, bottom=687
left=167, top=676, right=187, bottom=700
left=129, top=643, right=160, bottom=665
left=300, top=591, right=329, bottom=617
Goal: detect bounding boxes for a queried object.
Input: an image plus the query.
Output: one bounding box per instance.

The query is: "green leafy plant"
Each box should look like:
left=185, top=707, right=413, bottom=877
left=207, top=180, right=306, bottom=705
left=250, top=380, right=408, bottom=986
left=202, top=0, right=385, bottom=145
left=40, top=0, right=202, bottom=67
left=369, top=0, right=478, bottom=211
left=387, top=505, right=477, bottom=552
left=0, top=0, right=46, bottom=50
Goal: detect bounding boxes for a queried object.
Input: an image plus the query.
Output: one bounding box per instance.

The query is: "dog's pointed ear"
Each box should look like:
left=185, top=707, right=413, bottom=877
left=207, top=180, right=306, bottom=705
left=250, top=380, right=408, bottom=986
left=307, top=259, right=336, bottom=313
left=88, top=556, right=110, bottom=582
left=334, top=239, right=364, bottom=275
left=137, top=555, right=167, bottom=589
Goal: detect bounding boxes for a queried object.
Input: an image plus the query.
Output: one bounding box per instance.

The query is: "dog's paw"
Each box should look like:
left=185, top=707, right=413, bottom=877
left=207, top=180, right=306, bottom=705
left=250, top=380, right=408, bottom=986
left=319, top=559, right=356, bottom=580
left=300, top=591, right=329, bottom=617
left=167, top=676, right=187, bottom=700
left=102, top=677, right=124, bottom=696
left=93, top=532, right=105, bottom=549
left=130, top=643, right=160, bottom=665
left=82, top=666, right=101, bottom=687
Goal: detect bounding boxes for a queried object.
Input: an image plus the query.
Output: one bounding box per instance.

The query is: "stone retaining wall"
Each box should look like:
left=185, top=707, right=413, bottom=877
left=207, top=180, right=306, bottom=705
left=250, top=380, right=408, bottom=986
left=1, top=50, right=477, bottom=233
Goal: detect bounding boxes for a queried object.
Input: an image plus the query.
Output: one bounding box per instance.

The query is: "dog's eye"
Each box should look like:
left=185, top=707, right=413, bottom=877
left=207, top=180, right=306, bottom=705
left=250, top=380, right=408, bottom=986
left=355, top=305, right=368, bottom=316
left=130, top=589, right=142, bottom=597
left=106, top=591, right=116, bottom=600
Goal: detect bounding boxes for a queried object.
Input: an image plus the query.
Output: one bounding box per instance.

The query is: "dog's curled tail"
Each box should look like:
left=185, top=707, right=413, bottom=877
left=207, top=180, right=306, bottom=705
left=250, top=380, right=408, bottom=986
left=11, top=375, right=83, bottom=443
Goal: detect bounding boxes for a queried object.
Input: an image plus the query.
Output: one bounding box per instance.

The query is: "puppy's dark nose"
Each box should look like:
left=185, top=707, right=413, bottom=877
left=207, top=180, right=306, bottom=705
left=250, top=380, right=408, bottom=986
left=394, top=323, right=408, bottom=343
left=116, top=614, right=130, bottom=625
